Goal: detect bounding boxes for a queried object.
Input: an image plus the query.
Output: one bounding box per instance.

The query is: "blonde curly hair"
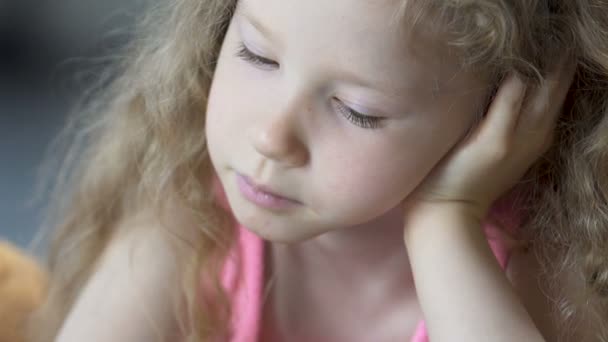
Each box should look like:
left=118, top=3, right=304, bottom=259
left=27, top=0, right=608, bottom=341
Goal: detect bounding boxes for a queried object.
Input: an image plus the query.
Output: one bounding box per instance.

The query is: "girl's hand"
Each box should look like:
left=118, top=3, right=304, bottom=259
left=403, top=64, right=575, bottom=224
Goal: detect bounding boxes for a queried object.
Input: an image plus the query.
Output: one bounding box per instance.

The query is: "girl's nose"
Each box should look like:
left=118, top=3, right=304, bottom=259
left=250, top=112, right=309, bottom=168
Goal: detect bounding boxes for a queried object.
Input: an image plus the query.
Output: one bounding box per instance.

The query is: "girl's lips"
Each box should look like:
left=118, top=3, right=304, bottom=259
left=236, top=173, right=301, bottom=210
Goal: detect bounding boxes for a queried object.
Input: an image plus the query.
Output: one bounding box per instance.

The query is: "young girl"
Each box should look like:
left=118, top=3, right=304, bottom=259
left=27, top=0, right=608, bottom=341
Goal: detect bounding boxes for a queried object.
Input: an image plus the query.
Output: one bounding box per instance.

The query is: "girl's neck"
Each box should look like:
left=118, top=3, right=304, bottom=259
left=277, top=204, right=413, bottom=282
left=261, top=205, right=421, bottom=340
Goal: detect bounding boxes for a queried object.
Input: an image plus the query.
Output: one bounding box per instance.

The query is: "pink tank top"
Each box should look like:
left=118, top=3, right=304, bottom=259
left=219, top=202, right=519, bottom=342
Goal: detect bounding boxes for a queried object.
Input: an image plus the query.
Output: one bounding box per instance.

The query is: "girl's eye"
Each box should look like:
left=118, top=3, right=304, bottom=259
left=235, top=42, right=279, bottom=68
left=235, top=43, right=381, bottom=130
left=333, top=99, right=384, bottom=129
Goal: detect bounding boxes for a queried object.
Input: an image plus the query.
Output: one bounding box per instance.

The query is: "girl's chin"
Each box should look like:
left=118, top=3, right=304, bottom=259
left=236, top=219, right=329, bottom=244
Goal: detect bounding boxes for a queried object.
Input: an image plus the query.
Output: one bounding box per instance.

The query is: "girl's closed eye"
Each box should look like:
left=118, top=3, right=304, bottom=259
left=236, top=42, right=279, bottom=69
left=331, top=98, right=384, bottom=129
left=235, top=42, right=385, bottom=130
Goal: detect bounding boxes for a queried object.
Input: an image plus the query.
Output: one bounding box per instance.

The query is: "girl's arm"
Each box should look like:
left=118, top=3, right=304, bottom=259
left=406, top=207, right=598, bottom=341
left=403, top=204, right=545, bottom=342
left=56, top=216, right=181, bottom=342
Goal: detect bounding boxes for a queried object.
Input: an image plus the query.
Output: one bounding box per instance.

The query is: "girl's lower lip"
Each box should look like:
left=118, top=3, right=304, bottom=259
left=236, top=174, right=301, bottom=210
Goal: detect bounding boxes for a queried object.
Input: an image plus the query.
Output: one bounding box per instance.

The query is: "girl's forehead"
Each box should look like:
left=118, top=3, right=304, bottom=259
left=235, top=0, right=478, bottom=95
left=237, top=0, right=414, bottom=49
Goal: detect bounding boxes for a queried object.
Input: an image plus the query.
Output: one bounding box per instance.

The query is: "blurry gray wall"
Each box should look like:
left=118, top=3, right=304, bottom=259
left=0, top=0, right=151, bottom=247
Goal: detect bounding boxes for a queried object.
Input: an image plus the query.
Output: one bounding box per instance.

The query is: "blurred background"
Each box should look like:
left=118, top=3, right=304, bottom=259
left=0, top=0, right=150, bottom=248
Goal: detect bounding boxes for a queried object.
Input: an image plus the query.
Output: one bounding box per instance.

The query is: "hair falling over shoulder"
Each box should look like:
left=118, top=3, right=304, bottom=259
left=28, top=0, right=608, bottom=341
left=28, top=0, right=241, bottom=340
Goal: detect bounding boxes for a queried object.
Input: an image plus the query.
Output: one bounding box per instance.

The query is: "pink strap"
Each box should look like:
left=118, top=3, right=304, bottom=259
left=221, top=227, right=265, bottom=341
left=411, top=321, right=429, bottom=342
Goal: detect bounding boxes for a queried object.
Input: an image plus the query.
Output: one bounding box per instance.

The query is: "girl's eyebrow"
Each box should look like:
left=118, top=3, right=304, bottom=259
left=237, top=4, right=282, bottom=47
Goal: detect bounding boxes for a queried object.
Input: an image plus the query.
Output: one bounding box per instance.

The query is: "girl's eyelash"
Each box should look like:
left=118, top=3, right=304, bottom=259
left=235, top=43, right=279, bottom=67
left=334, top=99, right=383, bottom=129
left=236, top=42, right=382, bottom=130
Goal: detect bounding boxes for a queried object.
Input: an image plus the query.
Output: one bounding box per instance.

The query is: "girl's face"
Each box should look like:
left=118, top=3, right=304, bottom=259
left=206, top=0, right=488, bottom=242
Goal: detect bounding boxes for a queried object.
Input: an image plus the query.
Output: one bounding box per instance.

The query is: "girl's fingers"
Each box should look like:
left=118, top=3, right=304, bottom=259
left=518, top=60, right=576, bottom=138
left=547, top=59, right=576, bottom=120
left=466, top=61, right=574, bottom=158
left=481, top=74, right=527, bottom=144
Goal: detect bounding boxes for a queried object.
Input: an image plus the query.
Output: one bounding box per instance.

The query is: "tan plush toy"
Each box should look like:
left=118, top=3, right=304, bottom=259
left=0, top=241, right=48, bottom=342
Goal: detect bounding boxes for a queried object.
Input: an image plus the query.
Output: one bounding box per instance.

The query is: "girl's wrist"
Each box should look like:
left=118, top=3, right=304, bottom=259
left=402, top=201, right=485, bottom=247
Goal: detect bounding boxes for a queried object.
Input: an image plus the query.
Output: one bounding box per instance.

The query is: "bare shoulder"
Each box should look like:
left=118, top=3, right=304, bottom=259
left=56, top=212, right=181, bottom=342
left=506, top=247, right=595, bottom=342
